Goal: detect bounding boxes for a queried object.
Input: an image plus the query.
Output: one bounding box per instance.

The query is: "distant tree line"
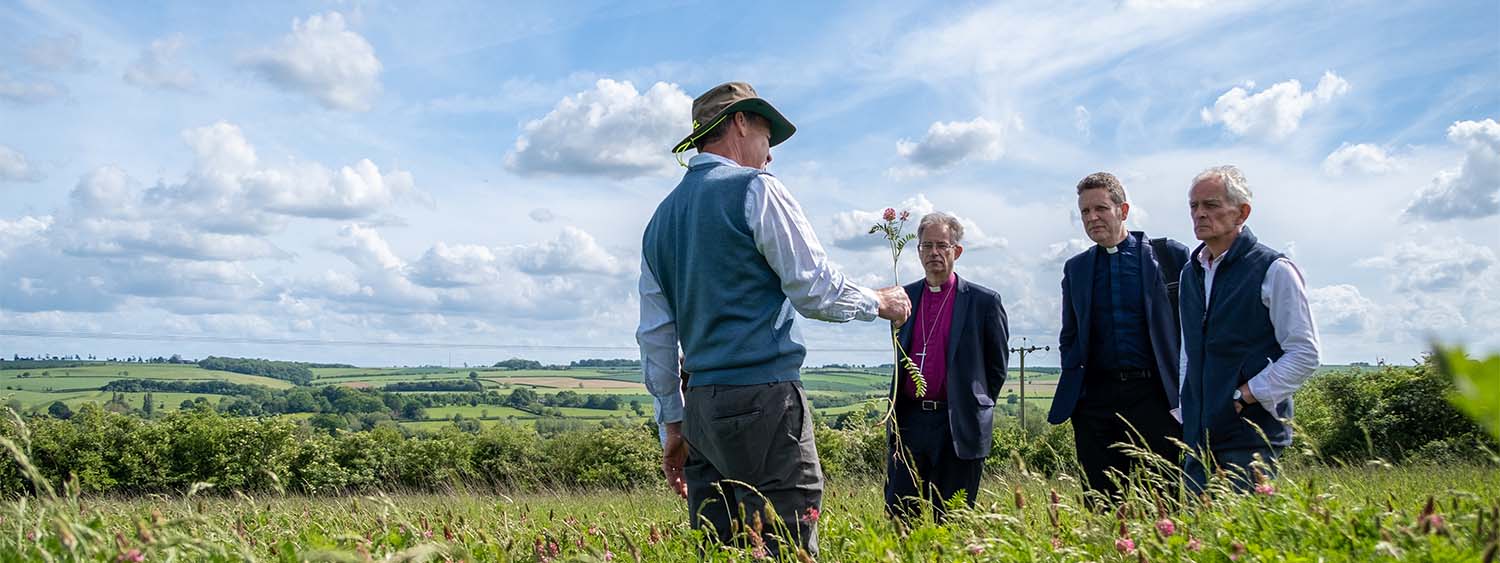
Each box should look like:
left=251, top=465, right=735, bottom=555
left=569, top=358, right=640, bottom=368
left=197, top=356, right=316, bottom=385
left=382, top=380, right=484, bottom=392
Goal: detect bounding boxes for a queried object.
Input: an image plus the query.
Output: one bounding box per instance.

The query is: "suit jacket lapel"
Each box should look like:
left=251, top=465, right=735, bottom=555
left=1076, top=247, right=1096, bottom=352
left=900, top=283, right=920, bottom=352
left=945, top=275, right=970, bottom=371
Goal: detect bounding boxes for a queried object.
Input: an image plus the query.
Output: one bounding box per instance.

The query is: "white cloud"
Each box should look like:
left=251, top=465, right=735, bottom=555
left=1404, top=118, right=1500, bottom=221
left=0, top=145, right=42, bottom=182
left=1200, top=71, right=1349, bottom=140
left=828, top=194, right=1006, bottom=251
left=504, top=79, right=691, bottom=178
left=893, top=116, right=1011, bottom=174
left=1308, top=284, right=1376, bottom=335
left=336, top=224, right=405, bottom=271
left=58, top=218, right=287, bottom=262
left=247, top=159, right=417, bottom=219
left=1322, top=143, right=1400, bottom=176
left=143, top=122, right=418, bottom=223
left=511, top=226, right=625, bottom=276
left=124, top=34, right=197, bottom=90
left=241, top=12, right=382, bottom=111
left=1074, top=105, right=1091, bottom=140
left=0, top=215, right=51, bottom=259
left=529, top=208, right=556, bottom=223
left=0, top=72, right=65, bottom=104
left=1358, top=237, right=1495, bottom=292
left=409, top=243, right=503, bottom=288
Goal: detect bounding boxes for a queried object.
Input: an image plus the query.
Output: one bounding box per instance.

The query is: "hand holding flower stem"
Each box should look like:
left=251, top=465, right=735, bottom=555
left=869, top=208, right=927, bottom=404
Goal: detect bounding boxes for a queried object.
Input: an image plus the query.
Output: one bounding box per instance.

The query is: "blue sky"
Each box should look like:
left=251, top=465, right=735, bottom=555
left=1, top=0, right=1496, bottom=367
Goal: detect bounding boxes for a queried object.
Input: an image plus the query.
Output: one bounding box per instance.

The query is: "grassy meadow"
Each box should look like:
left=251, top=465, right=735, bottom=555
left=2, top=460, right=1494, bottom=561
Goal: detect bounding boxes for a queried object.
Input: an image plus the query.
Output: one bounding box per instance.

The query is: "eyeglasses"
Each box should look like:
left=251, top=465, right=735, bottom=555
left=917, top=242, right=955, bottom=252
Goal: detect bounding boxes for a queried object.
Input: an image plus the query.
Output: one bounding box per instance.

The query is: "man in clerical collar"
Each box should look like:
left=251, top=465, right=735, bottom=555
left=886, top=211, right=1009, bottom=523
left=1052, top=172, right=1188, bottom=507
left=1178, top=165, right=1321, bottom=493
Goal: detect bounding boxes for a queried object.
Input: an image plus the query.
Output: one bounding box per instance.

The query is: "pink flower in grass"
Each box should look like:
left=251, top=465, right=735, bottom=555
left=1114, top=537, right=1136, bottom=553
left=603, top=550, right=615, bottom=561
left=1186, top=537, right=1203, bottom=552
left=1229, top=542, right=1246, bottom=560
left=1050, top=536, right=1062, bottom=550
left=883, top=208, right=897, bottom=221
left=1155, top=518, right=1176, bottom=537
left=801, top=507, right=820, bottom=523
left=116, top=550, right=144, bottom=563
left=1254, top=483, right=1276, bottom=496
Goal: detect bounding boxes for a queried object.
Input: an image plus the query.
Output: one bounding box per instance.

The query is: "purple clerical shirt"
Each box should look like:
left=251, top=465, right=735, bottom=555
left=903, top=273, right=955, bottom=401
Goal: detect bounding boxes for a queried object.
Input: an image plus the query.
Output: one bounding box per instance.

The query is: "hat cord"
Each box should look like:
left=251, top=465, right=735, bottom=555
left=672, top=112, right=733, bottom=168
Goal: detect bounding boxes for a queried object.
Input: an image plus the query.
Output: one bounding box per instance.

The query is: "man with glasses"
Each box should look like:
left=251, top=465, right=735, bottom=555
left=885, top=211, right=1009, bottom=523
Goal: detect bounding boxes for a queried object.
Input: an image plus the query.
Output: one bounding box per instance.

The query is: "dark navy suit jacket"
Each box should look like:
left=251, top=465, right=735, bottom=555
left=1049, top=234, right=1188, bottom=425
left=891, top=274, right=1010, bottom=460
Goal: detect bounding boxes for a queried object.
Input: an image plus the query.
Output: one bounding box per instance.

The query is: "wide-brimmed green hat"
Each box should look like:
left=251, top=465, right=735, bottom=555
left=670, top=82, right=796, bottom=154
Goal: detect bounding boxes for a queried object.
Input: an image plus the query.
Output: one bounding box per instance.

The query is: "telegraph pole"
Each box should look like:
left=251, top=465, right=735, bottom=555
left=1008, top=337, right=1051, bottom=432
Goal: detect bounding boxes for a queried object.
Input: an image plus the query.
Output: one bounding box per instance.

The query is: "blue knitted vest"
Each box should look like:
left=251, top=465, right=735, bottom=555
left=641, top=159, right=804, bottom=387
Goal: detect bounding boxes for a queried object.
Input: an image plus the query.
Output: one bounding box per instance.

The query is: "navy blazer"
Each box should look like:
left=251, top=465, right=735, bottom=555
left=890, top=274, right=1010, bottom=460
left=1049, top=233, right=1188, bottom=425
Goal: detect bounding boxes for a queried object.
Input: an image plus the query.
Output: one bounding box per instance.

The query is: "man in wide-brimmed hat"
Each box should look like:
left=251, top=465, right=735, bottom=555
left=639, top=82, right=912, bottom=557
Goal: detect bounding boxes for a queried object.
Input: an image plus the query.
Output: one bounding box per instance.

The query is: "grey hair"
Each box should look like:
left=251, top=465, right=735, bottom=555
left=917, top=211, right=965, bottom=243
left=1075, top=172, right=1129, bottom=205
left=1192, top=165, right=1253, bottom=206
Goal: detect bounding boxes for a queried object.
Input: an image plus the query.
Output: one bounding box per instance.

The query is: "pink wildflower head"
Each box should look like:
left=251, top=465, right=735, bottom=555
left=1187, top=537, right=1202, bottom=552
left=883, top=208, right=897, bottom=222
left=899, top=210, right=910, bottom=222
left=968, top=543, right=984, bottom=555
left=603, top=550, right=615, bottom=561
left=1254, top=482, right=1276, bottom=496
left=751, top=545, right=769, bottom=559
left=801, top=506, right=820, bottom=523
left=1155, top=518, right=1176, bottom=537
left=1050, top=536, right=1062, bottom=550
left=1114, top=537, right=1136, bottom=553
left=116, top=549, right=145, bottom=563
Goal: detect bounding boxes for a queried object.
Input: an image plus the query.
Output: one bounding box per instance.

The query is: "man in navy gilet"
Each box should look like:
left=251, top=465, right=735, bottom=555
left=1052, top=172, right=1187, bottom=506
left=1178, top=165, right=1321, bottom=493
left=638, top=82, right=912, bottom=557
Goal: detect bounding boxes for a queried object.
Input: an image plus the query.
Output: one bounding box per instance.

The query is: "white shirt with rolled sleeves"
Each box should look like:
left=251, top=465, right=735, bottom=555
left=637, top=153, right=881, bottom=445
left=1171, top=248, right=1322, bottom=423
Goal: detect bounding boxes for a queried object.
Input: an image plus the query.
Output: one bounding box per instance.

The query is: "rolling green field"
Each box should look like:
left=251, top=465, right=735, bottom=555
left=1, top=360, right=1336, bottom=434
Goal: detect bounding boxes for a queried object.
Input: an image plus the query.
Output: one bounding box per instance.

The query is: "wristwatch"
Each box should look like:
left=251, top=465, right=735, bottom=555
left=1233, top=389, right=1251, bottom=409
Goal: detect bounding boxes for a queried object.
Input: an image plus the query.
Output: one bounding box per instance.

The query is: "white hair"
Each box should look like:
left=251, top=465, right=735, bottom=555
left=917, top=212, right=964, bottom=243
left=1192, top=165, right=1253, bottom=206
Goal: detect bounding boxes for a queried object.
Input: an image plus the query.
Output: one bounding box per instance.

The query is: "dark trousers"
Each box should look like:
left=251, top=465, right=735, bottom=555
left=683, top=381, right=822, bottom=558
left=1070, top=375, right=1182, bottom=506
left=884, top=404, right=985, bottom=523
left=1184, top=445, right=1283, bottom=494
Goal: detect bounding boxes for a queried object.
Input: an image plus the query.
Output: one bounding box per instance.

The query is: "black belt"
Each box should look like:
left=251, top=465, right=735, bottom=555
left=1091, top=368, right=1156, bottom=381
left=901, top=399, right=947, bottom=411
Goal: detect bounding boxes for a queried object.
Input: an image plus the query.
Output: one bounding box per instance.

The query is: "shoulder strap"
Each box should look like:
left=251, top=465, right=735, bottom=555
left=1151, top=237, right=1184, bottom=332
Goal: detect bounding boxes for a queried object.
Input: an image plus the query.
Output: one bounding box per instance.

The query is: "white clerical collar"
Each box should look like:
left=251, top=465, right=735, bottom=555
left=1104, top=245, right=1119, bottom=254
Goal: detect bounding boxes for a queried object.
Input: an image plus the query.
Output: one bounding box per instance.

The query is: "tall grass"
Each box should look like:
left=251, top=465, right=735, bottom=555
left=0, top=402, right=1494, bottom=562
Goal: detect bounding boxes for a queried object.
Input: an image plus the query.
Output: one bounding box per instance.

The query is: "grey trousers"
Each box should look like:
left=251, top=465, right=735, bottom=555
left=683, top=381, right=822, bottom=558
